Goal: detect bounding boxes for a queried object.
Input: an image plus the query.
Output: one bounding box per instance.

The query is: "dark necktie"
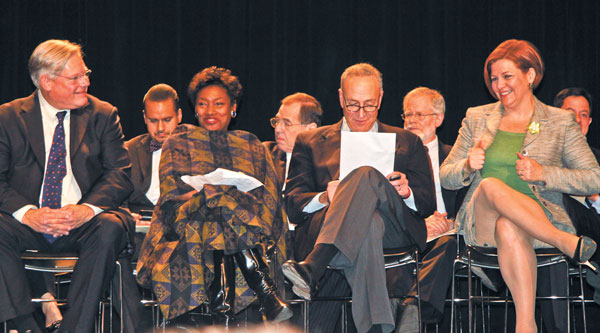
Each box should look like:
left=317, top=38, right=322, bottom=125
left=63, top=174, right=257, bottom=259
left=149, top=139, right=162, bottom=152
left=41, top=111, right=67, bottom=242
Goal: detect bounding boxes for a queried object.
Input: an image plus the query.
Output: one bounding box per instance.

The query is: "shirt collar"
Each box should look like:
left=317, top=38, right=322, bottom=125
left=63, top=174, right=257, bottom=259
left=424, top=136, right=439, bottom=152
left=38, top=90, right=69, bottom=119
left=341, top=117, right=379, bottom=132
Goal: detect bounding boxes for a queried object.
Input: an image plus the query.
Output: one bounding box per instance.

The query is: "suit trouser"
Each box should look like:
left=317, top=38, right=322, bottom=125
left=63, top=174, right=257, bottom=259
left=315, top=166, right=425, bottom=333
left=387, top=235, right=457, bottom=323
left=0, top=211, right=141, bottom=332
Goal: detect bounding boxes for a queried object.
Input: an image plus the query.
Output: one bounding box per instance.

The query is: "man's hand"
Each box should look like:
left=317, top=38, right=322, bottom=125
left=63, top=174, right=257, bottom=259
left=22, top=207, right=72, bottom=237
left=516, top=152, right=545, bottom=183
left=59, top=204, right=95, bottom=230
left=387, top=171, right=410, bottom=199
left=132, top=212, right=152, bottom=227
left=324, top=180, right=341, bottom=204
left=425, top=211, right=454, bottom=239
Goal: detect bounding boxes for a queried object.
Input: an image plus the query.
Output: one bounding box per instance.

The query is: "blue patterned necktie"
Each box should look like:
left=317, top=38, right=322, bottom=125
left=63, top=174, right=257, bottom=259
left=41, top=111, right=67, bottom=242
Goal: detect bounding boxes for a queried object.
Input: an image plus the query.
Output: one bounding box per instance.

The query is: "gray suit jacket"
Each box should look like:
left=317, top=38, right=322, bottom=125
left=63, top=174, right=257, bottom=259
left=440, top=98, right=600, bottom=247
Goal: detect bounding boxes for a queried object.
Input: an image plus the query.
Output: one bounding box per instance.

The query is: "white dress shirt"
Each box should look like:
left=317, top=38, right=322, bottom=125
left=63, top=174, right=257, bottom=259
left=13, top=91, right=102, bottom=222
left=424, top=136, right=446, bottom=213
left=145, top=148, right=162, bottom=205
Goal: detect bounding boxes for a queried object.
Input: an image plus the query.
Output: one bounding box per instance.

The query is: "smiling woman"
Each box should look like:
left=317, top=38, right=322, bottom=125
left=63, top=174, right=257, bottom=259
left=440, top=39, right=600, bottom=333
left=187, top=66, right=242, bottom=131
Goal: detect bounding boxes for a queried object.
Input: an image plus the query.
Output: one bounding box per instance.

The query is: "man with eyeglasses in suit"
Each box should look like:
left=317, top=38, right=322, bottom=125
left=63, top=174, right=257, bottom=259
left=390, top=87, right=459, bottom=331
left=282, top=63, right=436, bottom=333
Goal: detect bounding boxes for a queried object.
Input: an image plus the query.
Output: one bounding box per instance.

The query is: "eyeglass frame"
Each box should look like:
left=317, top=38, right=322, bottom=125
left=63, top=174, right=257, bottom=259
left=342, top=95, right=380, bottom=113
left=270, top=117, right=306, bottom=129
left=53, top=69, right=92, bottom=83
left=401, top=112, right=438, bottom=121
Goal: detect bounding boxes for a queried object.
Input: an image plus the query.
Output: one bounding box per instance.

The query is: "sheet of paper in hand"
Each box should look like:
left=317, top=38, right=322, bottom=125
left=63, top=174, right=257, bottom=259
left=339, top=131, right=396, bottom=180
left=181, top=168, right=264, bottom=193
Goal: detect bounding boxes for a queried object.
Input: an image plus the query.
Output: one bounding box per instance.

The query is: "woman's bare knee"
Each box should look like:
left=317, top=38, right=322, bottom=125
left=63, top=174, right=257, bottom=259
left=495, top=216, right=529, bottom=246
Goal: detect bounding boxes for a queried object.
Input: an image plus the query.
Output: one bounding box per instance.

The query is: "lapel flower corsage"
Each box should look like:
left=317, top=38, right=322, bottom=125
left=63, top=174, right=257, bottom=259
left=527, top=121, right=540, bottom=135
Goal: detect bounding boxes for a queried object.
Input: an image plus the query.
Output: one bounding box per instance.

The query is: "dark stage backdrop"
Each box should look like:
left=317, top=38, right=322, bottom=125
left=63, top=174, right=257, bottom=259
left=1, top=0, right=599, bottom=149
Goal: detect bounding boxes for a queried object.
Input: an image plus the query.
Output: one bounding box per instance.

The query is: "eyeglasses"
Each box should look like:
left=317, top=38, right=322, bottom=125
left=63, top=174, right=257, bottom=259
left=401, top=112, right=437, bottom=120
left=342, top=96, right=379, bottom=113
left=270, top=117, right=304, bottom=129
left=54, top=69, right=92, bottom=82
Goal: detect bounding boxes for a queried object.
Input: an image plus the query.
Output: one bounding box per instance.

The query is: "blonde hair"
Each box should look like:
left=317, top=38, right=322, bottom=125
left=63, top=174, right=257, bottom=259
left=28, top=39, right=83, bottom=88
left=403, top=87, right=445, bottom=114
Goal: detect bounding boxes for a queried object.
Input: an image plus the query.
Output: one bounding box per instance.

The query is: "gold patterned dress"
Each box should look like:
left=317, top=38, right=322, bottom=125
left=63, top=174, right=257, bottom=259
left=136, top=124, right=288, bottom=319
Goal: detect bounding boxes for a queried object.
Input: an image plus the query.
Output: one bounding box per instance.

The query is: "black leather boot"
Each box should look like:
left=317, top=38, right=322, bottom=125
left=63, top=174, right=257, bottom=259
left=208, top=250, right=237, bottom=326
left=233, top=248, right=293, bottom=323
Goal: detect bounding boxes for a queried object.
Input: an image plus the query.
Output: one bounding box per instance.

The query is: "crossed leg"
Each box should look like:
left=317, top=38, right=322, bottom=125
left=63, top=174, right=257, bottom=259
left=472, top=178, right=581, bottom=332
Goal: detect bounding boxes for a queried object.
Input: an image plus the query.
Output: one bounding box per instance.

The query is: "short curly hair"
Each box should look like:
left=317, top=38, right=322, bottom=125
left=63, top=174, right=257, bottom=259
left=187, top=66, right=243, bottom=106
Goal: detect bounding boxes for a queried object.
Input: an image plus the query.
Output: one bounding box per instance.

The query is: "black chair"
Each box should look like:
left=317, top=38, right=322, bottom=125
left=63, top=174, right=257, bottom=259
left=450, top=244, right=588, bottom=333
left=17, top=250, right=124, bottom=333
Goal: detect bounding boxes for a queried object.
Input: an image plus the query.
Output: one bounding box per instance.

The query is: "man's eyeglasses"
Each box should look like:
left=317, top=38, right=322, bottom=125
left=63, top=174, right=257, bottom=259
left=401, top=112, right=437, bottom=121
left=270, top=117, right=304, bottom=129
left=343, top=96, right=379, bottom=113
left=54, top=69, right=92, bottom=82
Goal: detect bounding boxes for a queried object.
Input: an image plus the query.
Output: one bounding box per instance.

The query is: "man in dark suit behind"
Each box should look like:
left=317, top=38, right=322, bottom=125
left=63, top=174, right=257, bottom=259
left=124, top=84, right=182, bottom=265
left=0, top=39, right=140, bottom=332
left=537, top=87, right=600, bottom=333
left=282, top=63, right=436, bottom=333
left=388, top=87, right=459, bottom=329
left=124, top=84, right=182, bottom=222
left=263, top=92, right=321, bottom=189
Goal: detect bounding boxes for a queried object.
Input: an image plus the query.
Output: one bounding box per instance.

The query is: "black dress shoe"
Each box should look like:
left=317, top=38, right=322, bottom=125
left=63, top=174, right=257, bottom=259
left=46, top=320, right=61, bottom=333
left=281, top=260, right=317, bottom=300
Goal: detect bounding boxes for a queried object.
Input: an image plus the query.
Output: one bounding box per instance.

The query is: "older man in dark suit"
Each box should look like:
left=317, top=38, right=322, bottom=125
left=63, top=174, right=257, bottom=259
left=263, top=92, right=321, bottom=189
left=536, top=87, right=600, bottom=333
left=282, top=63, right=435, bottom=333
left=0, top=39, right=140, bottom=332
left=386, top=87, right=459, bottom=330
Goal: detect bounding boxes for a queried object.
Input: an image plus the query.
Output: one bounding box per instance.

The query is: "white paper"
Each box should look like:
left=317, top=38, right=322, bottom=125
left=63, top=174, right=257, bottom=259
left=426, top=228, right=457, bottom=243
left=339, top=132, right=396, bottom=180
left=181, top=168, right=264, bottom=193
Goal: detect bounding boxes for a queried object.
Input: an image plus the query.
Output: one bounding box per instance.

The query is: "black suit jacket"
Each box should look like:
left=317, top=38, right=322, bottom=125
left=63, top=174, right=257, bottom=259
left=285, top=120, right=435, bottom=260
left=124, top=133, right=155, bottom=212
left=263, top=141, right=287, bottom=189
left=0, top=92, right=132, bottom=216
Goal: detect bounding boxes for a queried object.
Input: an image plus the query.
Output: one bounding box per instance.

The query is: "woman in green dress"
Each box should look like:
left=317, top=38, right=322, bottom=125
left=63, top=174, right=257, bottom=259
left=440, top=40, right=600, bottom=332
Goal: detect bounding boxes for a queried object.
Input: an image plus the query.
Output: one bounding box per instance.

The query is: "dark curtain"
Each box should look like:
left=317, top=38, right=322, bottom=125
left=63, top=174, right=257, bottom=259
left=1, top=0, right=599, bottom=148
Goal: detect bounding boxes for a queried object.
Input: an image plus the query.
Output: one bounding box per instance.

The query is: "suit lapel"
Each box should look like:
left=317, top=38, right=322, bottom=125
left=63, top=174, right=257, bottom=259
left=21, top=93, right=46, bottom=168
left=479, top=102, right=503, bottom=150
left=139, top=135, right=154, bottom=191
left=318, top=121, right=342, bottom=181
left=69, top=104, right=92, bottom=159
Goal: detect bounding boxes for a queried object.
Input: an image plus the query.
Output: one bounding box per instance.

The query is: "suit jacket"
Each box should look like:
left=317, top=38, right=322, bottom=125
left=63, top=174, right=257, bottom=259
left=440, top=98, right=600, bottom=248
left=124, top=133, right=155, bottom=212
left=285, top=120, right=436, bottom=260
left=263, top=141, right=287, bottom=189
left=0, top=92, right=132, bottom=218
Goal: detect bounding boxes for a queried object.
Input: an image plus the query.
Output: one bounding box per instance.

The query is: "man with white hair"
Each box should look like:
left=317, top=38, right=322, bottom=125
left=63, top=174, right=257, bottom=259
left=0, top=39, right=140, bottom=332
